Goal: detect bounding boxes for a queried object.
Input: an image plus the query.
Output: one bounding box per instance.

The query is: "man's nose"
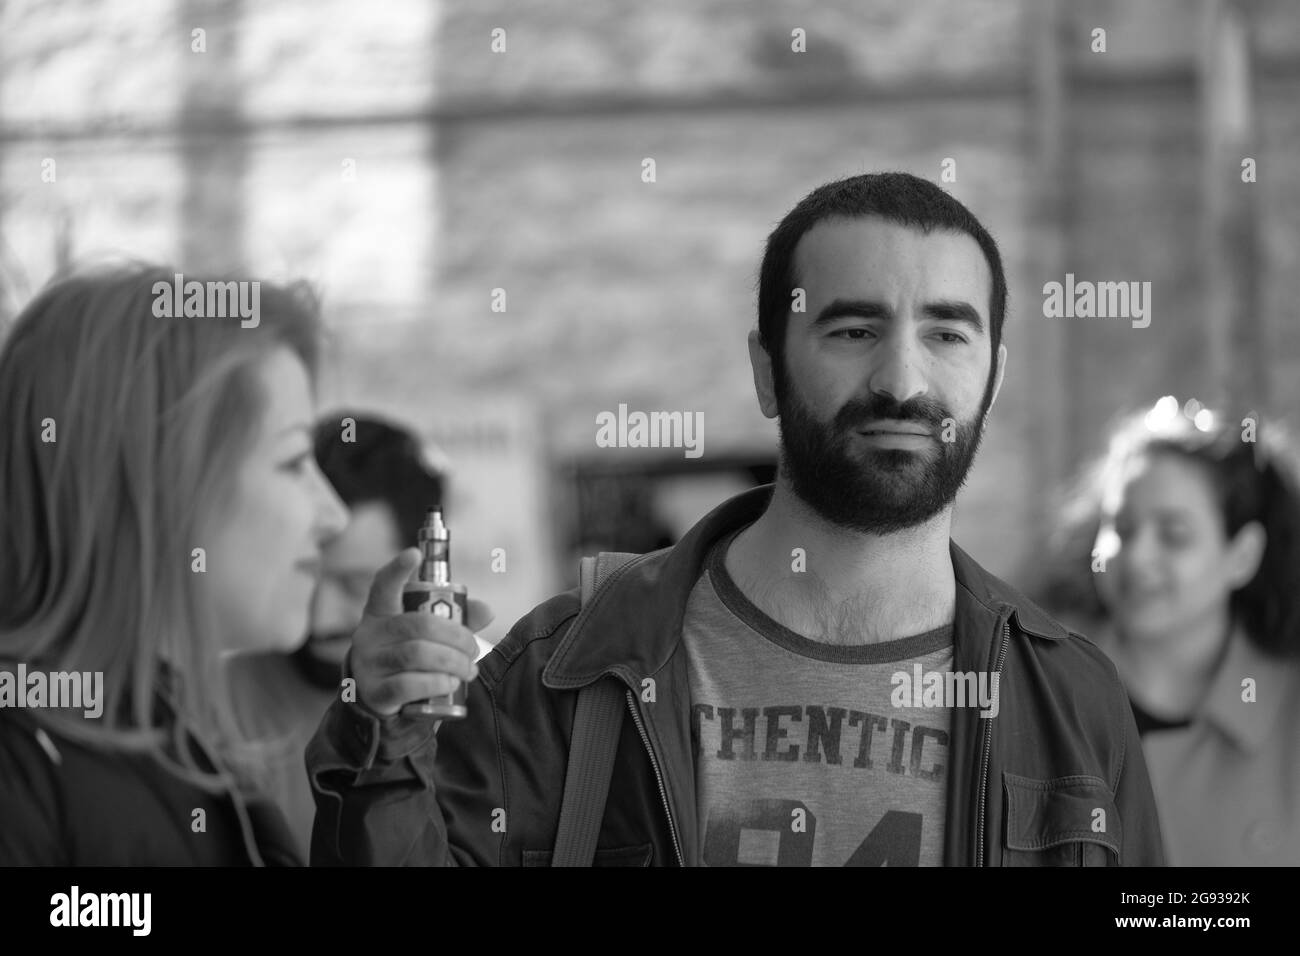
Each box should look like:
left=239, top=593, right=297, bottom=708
left=866, top=330, right=928, bottom=405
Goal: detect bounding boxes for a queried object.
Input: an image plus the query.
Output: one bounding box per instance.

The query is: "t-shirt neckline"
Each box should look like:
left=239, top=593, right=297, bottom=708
left=705, top=524, right=954, bottom=664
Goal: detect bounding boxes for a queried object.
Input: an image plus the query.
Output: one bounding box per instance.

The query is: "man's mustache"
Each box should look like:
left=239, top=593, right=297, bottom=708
left=832, top=394, right=952, bottom=434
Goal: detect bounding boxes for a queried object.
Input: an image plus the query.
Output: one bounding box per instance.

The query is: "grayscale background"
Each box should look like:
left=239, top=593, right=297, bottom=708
left=2, top=0, right=1298, bottom=642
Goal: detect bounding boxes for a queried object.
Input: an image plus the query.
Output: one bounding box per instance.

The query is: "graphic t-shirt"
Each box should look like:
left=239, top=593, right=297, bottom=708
left=684, top=532, right=952, bottom=866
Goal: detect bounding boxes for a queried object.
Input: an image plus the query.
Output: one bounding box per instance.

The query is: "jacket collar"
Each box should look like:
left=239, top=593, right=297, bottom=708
left=544, top=484, right=1065, bottom=689
left=949, top=538, right=1070, bottom=642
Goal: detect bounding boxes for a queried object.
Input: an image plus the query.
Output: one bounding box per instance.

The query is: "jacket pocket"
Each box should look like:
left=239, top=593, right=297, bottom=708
left=1001, top=773, right=1121, bottom=866
left=521, top=843, right=653, bottom=867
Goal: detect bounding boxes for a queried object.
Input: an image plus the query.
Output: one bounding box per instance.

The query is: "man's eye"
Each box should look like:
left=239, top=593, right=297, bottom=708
left=831, top=328, right=873, bottom=340
left=281, top=452, right=312, bottom=474
left=932, top=331, right=967, bottom=345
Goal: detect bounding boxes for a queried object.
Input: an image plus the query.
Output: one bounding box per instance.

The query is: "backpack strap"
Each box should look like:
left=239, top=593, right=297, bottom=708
left=551, top=551, right=638, bottom=867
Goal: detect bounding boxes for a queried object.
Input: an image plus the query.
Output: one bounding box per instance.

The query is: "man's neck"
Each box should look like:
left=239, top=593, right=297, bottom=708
left=724, top=480, right=957, bottom=645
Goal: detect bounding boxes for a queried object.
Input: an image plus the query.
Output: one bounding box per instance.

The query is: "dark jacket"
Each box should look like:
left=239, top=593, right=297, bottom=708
left=0, top=708, right=301, bottom=866
left=308, top=486, right=1166, bottom=866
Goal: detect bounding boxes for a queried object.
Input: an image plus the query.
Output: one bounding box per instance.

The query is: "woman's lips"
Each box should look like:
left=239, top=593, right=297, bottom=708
left=1118, top=584, right=1167, bottom=605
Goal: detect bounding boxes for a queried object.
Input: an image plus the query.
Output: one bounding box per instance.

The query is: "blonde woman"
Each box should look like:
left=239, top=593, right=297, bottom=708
left=0, top=264, right=348, bottom=865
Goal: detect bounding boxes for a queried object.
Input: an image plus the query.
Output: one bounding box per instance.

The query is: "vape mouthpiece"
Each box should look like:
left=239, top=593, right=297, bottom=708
left=421, top=506, right=447, bottom=535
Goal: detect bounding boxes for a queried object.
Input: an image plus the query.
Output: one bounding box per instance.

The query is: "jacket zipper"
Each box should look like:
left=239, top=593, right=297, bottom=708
left=624, top=688, right=685, bottom=867
left=974, top=618, right=1011, bottom=867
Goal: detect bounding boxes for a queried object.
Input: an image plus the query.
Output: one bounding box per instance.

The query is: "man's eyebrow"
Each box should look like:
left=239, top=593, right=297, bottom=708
left=808, top=298, right=986, bottom=334
left=809, top=299, right=894, bottom=328
left=274, top=423, right=313, bottom=440
left=923, top=300, right=985, bottom=333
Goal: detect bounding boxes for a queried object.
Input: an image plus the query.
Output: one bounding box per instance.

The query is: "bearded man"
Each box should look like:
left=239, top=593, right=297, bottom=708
left=307, top=172, right=1165, bottom=867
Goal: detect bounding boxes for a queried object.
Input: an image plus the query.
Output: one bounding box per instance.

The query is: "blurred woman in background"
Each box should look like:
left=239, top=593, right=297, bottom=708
left=1039, top=397, right=1300, bottom=865
left=0, top=264, right=348, bottom=864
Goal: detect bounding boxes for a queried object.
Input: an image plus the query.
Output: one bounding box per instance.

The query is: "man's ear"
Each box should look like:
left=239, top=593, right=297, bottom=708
left=1226, top=520, right=1267, bottom=590
left=986, top=343, right=1008, bottom=418
left=748, top=329, right=780, bottom=420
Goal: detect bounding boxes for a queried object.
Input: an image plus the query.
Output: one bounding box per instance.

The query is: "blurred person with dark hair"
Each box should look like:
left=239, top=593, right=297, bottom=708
left=1041, top=398, right=1300, bottom=865
left=300, top=413, right=447, bottom=679
left=0, top=264, right=348, bottom=865
left=228, top=412, right=454, bottom=859
left=308, top=171, right=1163, bottom=866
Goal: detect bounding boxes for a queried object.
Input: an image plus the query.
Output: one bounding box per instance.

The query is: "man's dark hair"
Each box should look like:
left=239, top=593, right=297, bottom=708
left=313, top=412, right=444, bottom=547
left=757, top=172, right=1008, bottom=389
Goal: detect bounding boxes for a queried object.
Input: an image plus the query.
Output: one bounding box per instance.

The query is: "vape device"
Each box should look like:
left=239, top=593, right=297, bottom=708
left=400, top=507, right=469, bottom=719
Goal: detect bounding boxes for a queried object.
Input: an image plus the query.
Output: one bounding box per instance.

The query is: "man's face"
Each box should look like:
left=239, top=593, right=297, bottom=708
left=303, top=500, right=403, bottom=670
left=752, top=216, right=1006, bottom=534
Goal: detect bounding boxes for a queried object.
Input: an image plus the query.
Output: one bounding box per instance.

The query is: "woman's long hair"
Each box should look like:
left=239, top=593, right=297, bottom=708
left=0, top=263, right=324, bottom=791
left=1037, top=398, right=1300, bottom=658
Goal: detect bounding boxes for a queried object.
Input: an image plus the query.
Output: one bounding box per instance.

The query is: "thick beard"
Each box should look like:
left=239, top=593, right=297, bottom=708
left=775, top=373, right=989, bottom=536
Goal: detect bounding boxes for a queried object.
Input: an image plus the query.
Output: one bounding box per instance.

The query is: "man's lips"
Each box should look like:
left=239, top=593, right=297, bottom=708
left=854, top=421, right=934, bottom=437
left=294, top=558, right=322, bottom=578
left=309, top=632, right=352, bottom=645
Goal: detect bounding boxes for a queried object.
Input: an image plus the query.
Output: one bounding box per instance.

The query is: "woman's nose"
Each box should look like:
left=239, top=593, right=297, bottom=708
left=1114, top=526, right=1163, bottom=581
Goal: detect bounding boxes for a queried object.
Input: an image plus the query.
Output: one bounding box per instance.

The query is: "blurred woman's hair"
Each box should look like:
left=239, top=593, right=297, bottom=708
left=0, top=262, right=324, bottom=791
left=1037, top=398, right=1300, bottom=658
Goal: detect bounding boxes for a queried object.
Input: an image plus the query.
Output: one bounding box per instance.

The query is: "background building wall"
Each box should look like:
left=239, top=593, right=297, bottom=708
left=3, top=0, right=1298, bottom=638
